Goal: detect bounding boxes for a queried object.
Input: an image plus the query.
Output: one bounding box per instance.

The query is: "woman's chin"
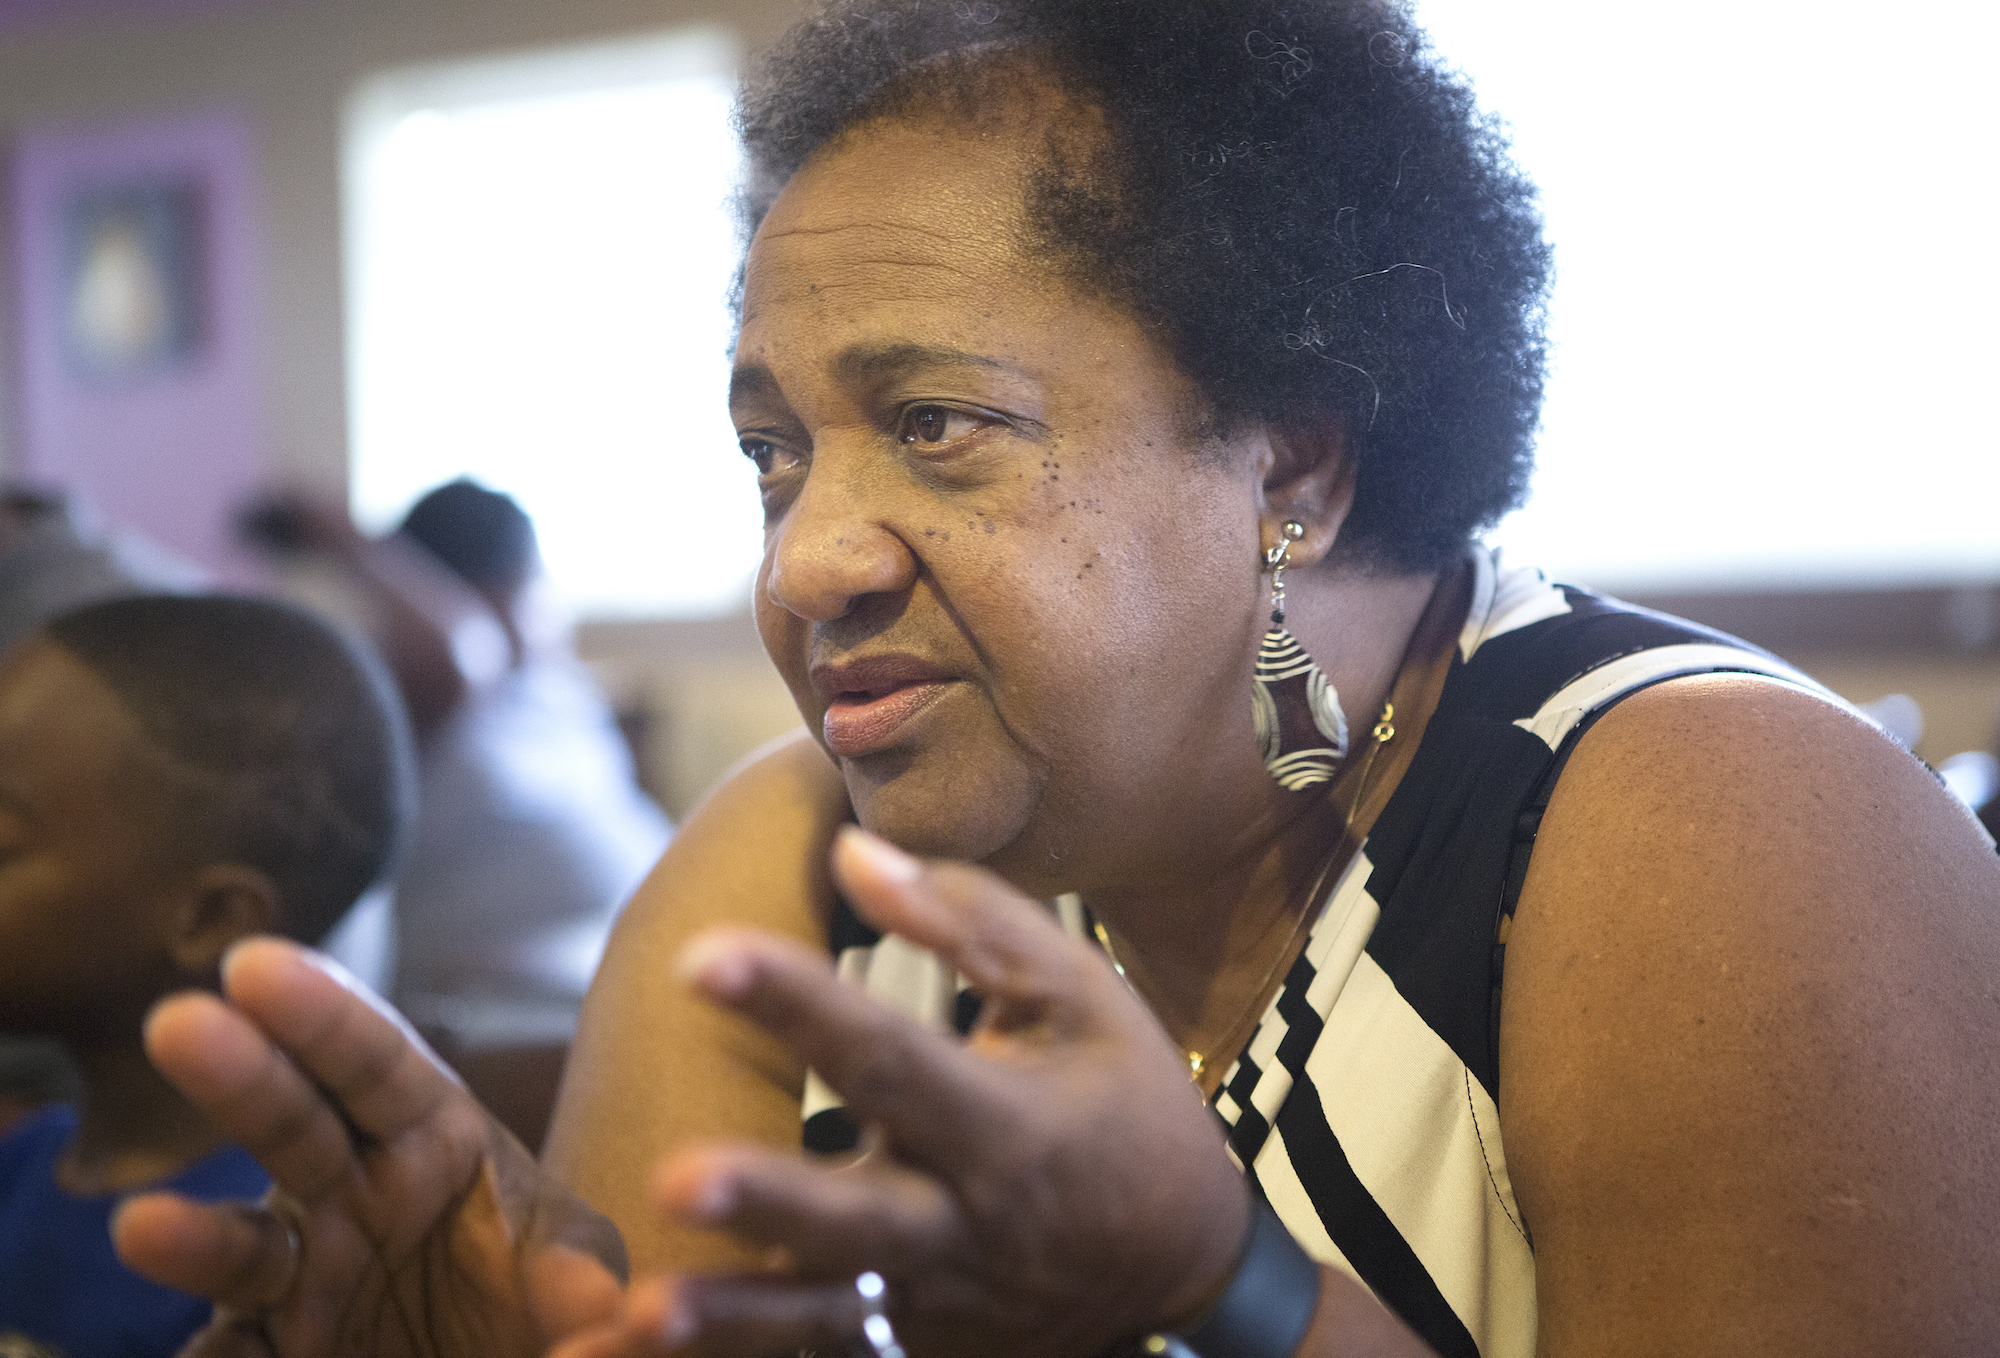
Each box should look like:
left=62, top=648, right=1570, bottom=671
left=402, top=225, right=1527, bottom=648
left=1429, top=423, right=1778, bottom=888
left=844, top=760, right=1041, bottom=872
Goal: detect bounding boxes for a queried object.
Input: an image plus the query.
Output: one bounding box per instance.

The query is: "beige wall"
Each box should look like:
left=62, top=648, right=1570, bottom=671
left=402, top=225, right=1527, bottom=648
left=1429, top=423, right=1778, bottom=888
left=578, top=612, right=801, bottom=818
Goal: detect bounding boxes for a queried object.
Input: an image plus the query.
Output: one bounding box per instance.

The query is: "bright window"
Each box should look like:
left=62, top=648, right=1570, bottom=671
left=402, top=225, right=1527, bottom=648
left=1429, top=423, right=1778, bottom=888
left=344, top=29, right=757, bottom=618
left=1419, top=0, right=1999, bottom=591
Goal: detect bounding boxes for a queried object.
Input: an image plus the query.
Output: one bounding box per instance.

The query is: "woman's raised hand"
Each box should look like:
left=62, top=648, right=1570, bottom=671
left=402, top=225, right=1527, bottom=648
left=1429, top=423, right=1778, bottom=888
left=112, top=940, right=628, bottom=1358
left=560, top=828, right=1252, bottom=1358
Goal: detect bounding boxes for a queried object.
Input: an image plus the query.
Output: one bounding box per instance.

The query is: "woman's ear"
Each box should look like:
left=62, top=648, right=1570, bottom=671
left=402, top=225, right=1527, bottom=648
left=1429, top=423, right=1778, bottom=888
left=1254, top=421, right=1354, bottom=567
left=168, top=864, right=282, bottom=980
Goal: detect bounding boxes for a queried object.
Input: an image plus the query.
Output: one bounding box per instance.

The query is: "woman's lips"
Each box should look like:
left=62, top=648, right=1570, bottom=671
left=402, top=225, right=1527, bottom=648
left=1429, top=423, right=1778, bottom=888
left=822, top=681, right=952, bottom=757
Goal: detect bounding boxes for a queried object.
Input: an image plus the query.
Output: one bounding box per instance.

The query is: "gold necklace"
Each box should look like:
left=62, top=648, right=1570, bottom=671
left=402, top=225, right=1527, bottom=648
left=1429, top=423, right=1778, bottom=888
left=1094, top=699, right=1397, bottom=1083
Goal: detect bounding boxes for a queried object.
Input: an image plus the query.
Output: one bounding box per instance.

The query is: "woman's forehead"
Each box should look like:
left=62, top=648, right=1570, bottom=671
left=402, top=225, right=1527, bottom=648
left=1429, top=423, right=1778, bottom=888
left=744, top=117, right=1042, bottom=306
left=731, top=103, right=1189, bottom=410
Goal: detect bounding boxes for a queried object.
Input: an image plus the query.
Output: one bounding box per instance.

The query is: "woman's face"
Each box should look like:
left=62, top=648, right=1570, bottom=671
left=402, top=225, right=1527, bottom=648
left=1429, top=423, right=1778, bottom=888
left=733, top=109, right=1277, bottom=893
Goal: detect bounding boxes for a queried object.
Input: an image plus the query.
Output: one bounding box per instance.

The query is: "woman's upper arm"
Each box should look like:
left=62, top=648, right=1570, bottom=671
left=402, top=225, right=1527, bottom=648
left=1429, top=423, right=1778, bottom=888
left=541, top=728, right=850, bottom=1274
left=1501, top=673, right=2000, bottom=1356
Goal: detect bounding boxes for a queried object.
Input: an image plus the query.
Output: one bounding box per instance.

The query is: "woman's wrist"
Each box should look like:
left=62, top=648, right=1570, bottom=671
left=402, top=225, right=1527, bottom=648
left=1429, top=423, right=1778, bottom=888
left=1124, top=1198, right=1322, bottom=1358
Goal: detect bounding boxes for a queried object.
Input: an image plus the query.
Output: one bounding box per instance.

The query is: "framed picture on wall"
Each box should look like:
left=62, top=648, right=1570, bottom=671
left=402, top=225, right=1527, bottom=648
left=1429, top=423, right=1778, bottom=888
left=11, top=109, right=267, bottom=579
left=59, top=178, right=206, bottom=382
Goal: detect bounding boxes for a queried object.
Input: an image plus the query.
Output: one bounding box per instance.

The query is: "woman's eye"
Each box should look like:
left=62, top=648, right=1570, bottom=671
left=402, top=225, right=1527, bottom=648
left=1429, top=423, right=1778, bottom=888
left=898, top=405, right=990, bottom=446
left=739, top=437, right=793, bottom=475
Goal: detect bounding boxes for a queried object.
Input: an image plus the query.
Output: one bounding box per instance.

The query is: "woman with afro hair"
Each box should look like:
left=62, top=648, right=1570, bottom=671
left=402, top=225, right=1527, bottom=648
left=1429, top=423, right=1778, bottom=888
left=118, top=2, right=2000, bottom=1356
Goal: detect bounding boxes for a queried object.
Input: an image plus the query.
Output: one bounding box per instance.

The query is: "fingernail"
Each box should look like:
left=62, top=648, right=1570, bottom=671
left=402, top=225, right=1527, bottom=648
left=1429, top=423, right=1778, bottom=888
left=218, top=937, right=260, bottom=981
left=840, top=826, right=922, bottom=884
left=296, top=947, right=369, bottom=997
left=675, top=933, right=754, bottom=998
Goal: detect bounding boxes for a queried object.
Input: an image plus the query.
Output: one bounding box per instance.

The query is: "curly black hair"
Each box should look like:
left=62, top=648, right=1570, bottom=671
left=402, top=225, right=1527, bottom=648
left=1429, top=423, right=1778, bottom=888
left=737, top=0, right=1550, bottom=572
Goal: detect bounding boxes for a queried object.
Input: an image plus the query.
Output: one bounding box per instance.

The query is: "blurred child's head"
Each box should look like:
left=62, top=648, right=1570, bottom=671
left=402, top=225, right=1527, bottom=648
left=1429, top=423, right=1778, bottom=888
left=0, top=595, right=413, bottom=1043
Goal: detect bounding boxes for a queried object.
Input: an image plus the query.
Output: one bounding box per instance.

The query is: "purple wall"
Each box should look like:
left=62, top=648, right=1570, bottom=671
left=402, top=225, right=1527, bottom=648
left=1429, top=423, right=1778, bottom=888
left=10, top=108, right=268, bottom=580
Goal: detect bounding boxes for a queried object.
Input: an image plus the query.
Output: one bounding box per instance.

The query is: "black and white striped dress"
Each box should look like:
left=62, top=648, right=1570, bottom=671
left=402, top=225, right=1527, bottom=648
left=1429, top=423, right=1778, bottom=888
left=803, top=550, right=1836, bottom=1357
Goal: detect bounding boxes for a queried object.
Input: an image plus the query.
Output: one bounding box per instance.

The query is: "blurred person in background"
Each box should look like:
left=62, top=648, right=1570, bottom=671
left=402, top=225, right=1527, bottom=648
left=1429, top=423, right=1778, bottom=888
left=0, top=485, right=204, bottom=655
left=240, top=480, right=669, bottom=1149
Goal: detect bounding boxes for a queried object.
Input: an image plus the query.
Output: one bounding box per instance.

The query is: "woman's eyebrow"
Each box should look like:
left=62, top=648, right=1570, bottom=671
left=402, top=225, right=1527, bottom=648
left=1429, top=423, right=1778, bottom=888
left=728, top=363, right=783, bottom=411
left=728, top=342, right=1038, bottom=413
left=833, top=342, right=1030, bottom=386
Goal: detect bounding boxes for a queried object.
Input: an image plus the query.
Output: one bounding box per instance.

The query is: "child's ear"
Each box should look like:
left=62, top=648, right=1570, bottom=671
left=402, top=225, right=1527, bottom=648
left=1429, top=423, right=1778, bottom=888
left=169, top=864, right=283, bottom=979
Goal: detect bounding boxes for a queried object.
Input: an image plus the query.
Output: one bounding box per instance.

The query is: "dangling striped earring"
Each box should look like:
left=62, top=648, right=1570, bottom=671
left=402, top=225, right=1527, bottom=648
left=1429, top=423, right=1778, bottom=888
left=1251, top=520, right=1349, bottom=790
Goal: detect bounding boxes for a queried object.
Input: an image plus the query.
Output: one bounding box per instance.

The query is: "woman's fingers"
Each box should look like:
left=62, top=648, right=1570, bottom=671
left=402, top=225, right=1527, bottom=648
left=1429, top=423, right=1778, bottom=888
left=524, top=1245, right=632, bottom=1343
left=549, top=1273, right=874, bottom=1358
left=544, top=1274, right=864, bottom=1358
left=831, top=828, right=1122, bottom=1028
left=218, top=940, right=464, bottom=1147
left=662, top=1273, right=874, bottom=1356
left=653, top=1143, right=957, bottom=1278
left=679, top=928, right=1004, bottom=1169
left=145, top=940, right=471, bottom=1208
left=111, top=1193, right=296, bottom=1309
left=143, top=993, right=361, bottom=1204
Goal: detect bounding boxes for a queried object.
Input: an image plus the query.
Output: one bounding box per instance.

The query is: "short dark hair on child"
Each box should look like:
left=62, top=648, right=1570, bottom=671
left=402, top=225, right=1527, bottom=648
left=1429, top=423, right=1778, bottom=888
left=43, top=595, right=415, bottom=946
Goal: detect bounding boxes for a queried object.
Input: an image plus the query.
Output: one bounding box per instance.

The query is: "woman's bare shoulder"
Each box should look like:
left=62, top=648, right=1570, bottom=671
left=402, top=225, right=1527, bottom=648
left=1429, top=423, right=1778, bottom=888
left=1502, top=672, right=2000, bottom=1354
left=543, top=728, right=851, bottom=1272
left=633, top=727, right=852, bottom=937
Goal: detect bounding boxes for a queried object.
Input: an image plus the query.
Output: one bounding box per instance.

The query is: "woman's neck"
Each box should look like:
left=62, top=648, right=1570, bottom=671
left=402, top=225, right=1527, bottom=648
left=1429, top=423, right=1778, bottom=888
left=1079, top=562, right=1447, bottom=1088
left=56, top=1036, right=229, bottom=1196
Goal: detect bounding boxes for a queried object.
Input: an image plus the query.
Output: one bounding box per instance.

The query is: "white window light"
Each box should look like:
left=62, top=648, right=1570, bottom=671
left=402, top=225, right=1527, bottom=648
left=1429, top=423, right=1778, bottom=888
left=1421, top=0, right=2000, bottom=593
left=344, top=28, right=758, bottom=618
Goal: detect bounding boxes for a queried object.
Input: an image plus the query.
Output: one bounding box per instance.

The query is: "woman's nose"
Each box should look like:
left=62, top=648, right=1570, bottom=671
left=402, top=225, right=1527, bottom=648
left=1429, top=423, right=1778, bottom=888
left=762, top=453, right=919, bottom=622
